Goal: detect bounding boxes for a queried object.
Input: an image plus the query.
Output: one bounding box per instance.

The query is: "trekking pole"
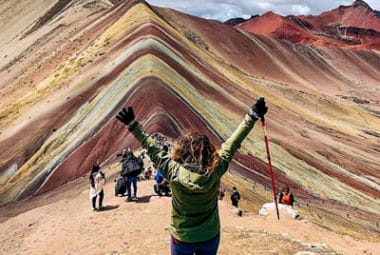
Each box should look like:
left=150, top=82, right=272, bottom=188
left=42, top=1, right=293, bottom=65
left=260, top=116, right=280, bottom=220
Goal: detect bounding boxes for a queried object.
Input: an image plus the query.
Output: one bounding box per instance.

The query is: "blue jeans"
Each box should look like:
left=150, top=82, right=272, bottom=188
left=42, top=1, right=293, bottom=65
left=170, top=233, right=220, bottom=255
left=126, top=176, right=137, bottom=199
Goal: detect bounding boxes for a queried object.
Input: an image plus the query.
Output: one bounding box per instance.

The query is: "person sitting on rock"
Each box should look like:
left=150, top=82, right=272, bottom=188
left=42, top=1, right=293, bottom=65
left=278, top=185, right=294, bottom=206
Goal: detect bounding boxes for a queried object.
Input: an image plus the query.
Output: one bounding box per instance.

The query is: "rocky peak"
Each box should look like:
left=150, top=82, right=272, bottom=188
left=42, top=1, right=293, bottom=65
left=224, top=15, right=258, bottom=26
left=352, top=0, right=372, bottom=10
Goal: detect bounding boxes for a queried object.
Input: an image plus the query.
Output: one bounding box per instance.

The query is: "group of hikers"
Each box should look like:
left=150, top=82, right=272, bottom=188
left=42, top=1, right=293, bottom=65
left=88, top=98, right=295, bottom=255
left=115, top=147, right=172, bottom=200
left=89, top=145, right=172, bottom=210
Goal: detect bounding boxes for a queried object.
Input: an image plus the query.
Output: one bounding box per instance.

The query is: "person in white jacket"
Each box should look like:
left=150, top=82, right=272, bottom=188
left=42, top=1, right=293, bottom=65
left=89, top=163, right=106, bottom=211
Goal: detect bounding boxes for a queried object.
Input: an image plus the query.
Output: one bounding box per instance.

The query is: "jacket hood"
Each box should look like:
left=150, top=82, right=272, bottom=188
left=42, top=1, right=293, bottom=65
left=176, top=163, right=217, bottom=193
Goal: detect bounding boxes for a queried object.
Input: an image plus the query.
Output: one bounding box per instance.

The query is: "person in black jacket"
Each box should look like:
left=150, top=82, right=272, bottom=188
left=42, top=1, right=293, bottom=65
left=230, top=187, right=241, bottom=207
left=121, top=150, right=143, bottom=201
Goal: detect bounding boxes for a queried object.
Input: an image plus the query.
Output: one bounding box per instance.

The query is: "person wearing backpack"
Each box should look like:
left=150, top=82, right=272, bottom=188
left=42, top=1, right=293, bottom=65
left=89, top=163, right=106, bottom=211
left=121, top=150, right=143, bottom=201
left=278, top=185, right=294, bottom=206
left=116, top=98, right=268, bottom=255
left=230, top=187, right=240, bottom=207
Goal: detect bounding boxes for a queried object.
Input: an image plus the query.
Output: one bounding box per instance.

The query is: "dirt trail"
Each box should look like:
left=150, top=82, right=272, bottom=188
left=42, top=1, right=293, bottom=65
left=0, top=169, right=378, bottom=255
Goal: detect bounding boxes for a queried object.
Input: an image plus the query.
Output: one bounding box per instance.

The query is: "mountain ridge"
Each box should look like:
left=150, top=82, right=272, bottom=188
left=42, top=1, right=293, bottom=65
left=235, top=0, right=380, bottom=50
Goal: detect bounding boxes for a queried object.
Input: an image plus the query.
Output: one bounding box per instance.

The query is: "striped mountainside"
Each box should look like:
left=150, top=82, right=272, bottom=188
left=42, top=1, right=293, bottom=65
left=0, top=0, right=379, bottom=236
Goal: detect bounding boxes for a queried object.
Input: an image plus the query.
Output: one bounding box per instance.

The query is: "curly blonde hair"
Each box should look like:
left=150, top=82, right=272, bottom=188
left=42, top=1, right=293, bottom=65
left=171, top=131, right=218, bottom=175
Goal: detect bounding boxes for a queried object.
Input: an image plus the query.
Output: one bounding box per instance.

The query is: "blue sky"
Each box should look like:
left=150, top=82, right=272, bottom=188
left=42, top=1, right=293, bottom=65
left=147, top=0, right=380, bottom=21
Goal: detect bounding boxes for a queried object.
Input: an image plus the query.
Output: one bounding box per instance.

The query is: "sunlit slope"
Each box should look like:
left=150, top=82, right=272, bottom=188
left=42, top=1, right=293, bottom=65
left=0, top=0, right=248, bottom=204
left=0, top=0, right=378, bottom=226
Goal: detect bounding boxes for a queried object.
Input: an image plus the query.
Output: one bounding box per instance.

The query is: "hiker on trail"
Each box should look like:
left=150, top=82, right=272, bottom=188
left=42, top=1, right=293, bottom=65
left=278, top=185, right=294, bottom=206
left=89, top=163, right=106, bottom=211
left=230, top=187, right=241, bottom=207
left=116, top=97, right=268, bottom=255
left=218, top=185, right=226, bottom=200
left=120, top=149, right=144, bottom=201
left=154, top=168, right=171, bottom=196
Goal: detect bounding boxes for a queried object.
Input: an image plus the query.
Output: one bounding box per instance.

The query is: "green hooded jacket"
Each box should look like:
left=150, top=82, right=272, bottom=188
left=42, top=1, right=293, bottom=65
left=131, top=114, right=257, bottom=243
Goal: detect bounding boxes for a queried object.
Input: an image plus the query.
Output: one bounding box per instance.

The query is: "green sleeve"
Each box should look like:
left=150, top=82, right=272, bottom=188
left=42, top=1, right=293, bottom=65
left=216, top=114, right=257, bottom=177
left=130, top=123, right=172, bottom=179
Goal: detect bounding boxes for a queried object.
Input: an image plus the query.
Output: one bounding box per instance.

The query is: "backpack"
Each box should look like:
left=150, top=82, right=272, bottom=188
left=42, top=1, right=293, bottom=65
left=121, top=156, right=143, bottom=177
left=281, top=193, right=292, bottom=205
left=115, top=177, right=126, bottom=196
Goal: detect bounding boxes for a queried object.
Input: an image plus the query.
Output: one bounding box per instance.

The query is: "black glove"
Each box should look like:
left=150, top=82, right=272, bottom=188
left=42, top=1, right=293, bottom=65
left=249, top=97, right=268, bottom=120
left=116, top=107, right=138, bottom=130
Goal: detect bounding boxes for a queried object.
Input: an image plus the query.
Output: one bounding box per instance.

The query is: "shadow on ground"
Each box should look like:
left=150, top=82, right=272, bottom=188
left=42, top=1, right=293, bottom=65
left=98, top=205, right=119, bottom=212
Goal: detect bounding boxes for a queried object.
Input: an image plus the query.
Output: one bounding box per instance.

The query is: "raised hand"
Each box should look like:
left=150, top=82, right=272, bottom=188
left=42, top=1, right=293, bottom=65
left=249, top=97, right=268, bottom=121
left=116, top=107, right=137, bottom=130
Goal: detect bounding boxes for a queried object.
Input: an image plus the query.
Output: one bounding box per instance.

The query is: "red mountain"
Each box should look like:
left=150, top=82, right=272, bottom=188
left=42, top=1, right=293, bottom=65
left=237, top=0, right=380, bottom=50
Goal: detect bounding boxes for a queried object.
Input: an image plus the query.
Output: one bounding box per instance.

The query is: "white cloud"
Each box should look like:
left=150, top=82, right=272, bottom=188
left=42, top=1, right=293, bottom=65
left=147, top=0, right=380, bottom=21
left=291, top=5, right=311, bottom=15
left=257, top=2, right=274, bottom=10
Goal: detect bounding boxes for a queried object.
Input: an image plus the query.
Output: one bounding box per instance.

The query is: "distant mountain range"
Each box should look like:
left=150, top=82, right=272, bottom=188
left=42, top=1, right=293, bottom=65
left=226, top=0, right=380, bottom=50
